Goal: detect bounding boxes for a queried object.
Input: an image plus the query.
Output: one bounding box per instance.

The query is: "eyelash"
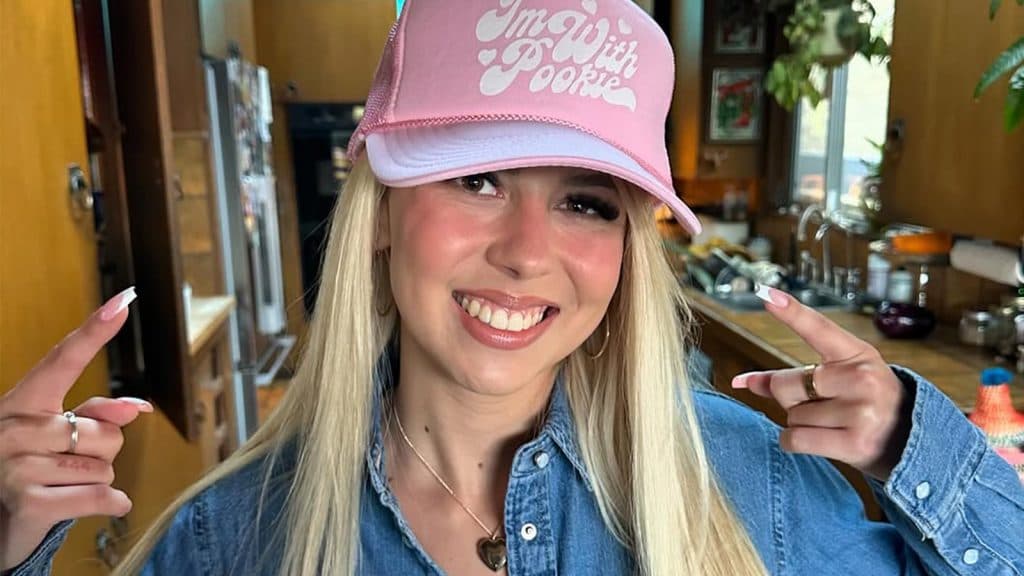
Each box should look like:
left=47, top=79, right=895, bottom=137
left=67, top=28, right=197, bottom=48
left=559, top=194, right=620, bottom=221
left=454, top=174, right=621, bottom=222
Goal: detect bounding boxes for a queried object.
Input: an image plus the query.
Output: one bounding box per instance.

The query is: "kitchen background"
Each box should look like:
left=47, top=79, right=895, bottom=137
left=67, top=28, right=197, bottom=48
left=0, top=0, right=1022, bottom=573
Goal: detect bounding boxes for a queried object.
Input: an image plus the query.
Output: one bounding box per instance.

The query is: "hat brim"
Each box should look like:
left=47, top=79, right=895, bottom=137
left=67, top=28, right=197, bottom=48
left=365, top=121, right=701, bottom=235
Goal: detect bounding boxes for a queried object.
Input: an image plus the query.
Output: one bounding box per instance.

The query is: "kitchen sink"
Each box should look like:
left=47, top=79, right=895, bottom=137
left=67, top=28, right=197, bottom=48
left=710, top=287, right=856, bottom=312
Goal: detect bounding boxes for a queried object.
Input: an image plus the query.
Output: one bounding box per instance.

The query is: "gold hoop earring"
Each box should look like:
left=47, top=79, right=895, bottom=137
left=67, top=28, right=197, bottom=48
left=586, top=320, right=610, bottom=360
left=374, top=250, right=394, bottom=317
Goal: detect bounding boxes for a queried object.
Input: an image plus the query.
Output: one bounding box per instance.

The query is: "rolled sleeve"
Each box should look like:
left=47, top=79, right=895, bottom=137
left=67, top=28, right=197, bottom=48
left=5, top=521, right=73, bottom=576
left=872, top=366, right=1024, bottom=575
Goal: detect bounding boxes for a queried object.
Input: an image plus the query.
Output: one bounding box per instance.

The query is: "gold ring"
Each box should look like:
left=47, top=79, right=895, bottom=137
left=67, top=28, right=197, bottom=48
left=802, top=364, right=820, bottom=401
left=63, top=411, right=79, bottom=454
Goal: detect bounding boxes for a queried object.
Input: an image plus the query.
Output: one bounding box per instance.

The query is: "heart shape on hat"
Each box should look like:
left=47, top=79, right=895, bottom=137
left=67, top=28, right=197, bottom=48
left=581, top=0, right=597, bottom=15
left=477, top=49, right=497, bottom=66
left=618, top=18, right=632, bottom=34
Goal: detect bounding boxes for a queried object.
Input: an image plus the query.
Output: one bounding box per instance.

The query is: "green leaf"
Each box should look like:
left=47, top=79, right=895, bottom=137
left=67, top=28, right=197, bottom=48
left=990, top=0, right=1003, bottom=19
left=974, top=37, right=1024, bottom=98
left=1005, top=66, right=1024, bottom=131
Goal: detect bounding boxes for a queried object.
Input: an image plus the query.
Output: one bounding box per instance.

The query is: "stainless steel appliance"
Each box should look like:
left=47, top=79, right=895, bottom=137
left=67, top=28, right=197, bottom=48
left=207, top=56, right=295, bottom=441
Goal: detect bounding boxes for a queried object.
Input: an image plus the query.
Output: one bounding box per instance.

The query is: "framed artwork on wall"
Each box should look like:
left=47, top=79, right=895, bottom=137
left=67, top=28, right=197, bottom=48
left=708, top=68, right=763, bottom=142
left=713, top=0, right=765, bottom=54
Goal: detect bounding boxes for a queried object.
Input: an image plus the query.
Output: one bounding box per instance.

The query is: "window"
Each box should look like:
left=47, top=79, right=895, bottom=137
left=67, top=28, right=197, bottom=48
left=791, top=0, right=894, bottom=212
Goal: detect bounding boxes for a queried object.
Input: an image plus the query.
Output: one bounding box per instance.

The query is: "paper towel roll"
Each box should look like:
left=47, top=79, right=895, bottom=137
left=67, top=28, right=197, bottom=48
left=950, top=240, right=1024, bottom=286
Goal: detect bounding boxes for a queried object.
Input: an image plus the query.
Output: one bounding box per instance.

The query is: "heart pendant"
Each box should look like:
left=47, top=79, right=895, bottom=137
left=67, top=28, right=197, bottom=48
left=477, top=536, right=508, bottom=572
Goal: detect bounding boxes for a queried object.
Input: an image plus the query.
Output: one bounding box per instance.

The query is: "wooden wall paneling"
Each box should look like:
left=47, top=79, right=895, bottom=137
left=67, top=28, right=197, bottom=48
left=2, top=2, right=110, bottom=572
left=670, top=0, right=704, bottom=180
left=199, top=0, right=258, bottom=59
left=251, top=0, right=395, bottom=102
left=163, top=0, right=209, bottom=132
left=883, top=0, right=1024, bottom=245
left=694, top=0, right=769, bottom=180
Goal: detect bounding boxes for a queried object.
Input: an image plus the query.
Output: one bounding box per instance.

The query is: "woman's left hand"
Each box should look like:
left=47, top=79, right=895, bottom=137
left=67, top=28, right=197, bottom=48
left=731, top=286, right=913, bottom=481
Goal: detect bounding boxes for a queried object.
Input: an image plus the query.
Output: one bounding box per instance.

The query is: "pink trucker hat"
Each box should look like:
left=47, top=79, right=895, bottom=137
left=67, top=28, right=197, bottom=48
left=347, top=0, right=701, bottom=234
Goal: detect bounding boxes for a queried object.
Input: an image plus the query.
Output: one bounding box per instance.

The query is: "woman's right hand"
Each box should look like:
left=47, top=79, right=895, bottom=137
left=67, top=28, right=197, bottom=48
left=0, top=287, right=151, bottom=570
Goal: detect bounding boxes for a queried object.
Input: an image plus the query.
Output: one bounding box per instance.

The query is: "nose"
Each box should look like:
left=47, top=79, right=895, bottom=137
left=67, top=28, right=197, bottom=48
left=485, top=195, right=554, bottom=280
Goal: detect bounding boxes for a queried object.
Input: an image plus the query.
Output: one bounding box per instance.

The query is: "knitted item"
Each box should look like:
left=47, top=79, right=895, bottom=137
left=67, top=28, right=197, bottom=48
left=968, top=374, right=1024, bottom=449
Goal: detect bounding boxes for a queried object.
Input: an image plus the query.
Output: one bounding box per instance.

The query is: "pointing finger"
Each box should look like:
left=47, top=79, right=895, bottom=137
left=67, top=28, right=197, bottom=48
left=755, top=285, right=869, bottom=363
left=3, top=287, right=137, bottom=415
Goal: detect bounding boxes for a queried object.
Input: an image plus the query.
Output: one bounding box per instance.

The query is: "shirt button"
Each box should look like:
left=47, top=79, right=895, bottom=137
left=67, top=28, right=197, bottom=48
left=963, top=549, right=979, bottom=565
left=520, top=523, right=538, bottom=541
left=533, top=451, right=550, bottom=469
left=914, top=482, right=931, bottom=500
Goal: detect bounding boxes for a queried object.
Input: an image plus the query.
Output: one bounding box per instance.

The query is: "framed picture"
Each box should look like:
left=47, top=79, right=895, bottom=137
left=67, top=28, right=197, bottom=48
left=708, top=68, right=763, bottom=142
left=714, top=1, right=764, bottom=54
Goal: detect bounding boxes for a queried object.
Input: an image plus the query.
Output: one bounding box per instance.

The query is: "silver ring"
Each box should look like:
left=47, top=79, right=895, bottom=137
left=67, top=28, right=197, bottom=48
left=63, top=411, right=79, bottom=454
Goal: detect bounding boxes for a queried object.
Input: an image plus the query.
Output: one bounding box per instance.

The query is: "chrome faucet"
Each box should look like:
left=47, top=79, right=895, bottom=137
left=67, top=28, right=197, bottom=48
left=814, top=220, right=834, bottom=290
left=796, top=205, right=830, bottom=286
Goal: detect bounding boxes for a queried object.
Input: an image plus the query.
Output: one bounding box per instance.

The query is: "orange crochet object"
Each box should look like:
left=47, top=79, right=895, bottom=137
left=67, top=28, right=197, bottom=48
left=968, top=383, right=1024, bottom=449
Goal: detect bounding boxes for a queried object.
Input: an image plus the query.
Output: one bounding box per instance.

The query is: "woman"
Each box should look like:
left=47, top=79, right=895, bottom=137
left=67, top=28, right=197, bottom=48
left=3, top=1, right=1022, bottom=574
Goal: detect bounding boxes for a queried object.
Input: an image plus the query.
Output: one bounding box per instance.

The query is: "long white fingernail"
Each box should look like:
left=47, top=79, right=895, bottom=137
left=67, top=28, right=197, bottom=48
left=100, top=287, right=137, bottom=321
left=119, top=397, right=153, bottom=412
left=754, top=284, right=789, bottom=308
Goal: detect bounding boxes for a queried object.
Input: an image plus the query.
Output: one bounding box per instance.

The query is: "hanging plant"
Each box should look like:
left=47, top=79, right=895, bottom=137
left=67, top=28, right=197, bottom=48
left=974, top=0, right=1024, bottom=131
left=765, top=0, right=889, bottom=110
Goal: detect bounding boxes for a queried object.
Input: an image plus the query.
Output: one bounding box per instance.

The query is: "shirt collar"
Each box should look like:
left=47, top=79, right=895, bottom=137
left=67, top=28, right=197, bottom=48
left=365, top=351, right=593, bottom=495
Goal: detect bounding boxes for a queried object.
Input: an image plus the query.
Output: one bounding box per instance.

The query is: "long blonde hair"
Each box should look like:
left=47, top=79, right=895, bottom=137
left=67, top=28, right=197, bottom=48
left=114, top=157, right=766, bottom=575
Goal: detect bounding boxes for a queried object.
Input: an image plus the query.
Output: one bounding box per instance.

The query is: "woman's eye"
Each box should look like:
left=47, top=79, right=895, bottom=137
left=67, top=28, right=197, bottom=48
left=457, top=174, right=499, bottom=197
left=561, top=194, right=621, bottom=221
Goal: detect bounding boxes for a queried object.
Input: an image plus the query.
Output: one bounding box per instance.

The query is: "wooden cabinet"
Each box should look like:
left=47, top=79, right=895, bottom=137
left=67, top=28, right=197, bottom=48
left=107, top=0, right=234, bottom=451
left=883, top=1, right=1024, bottom=245
left=188, top=296, right=238, bottom=467
left=164, top=0, right=209, bottom=132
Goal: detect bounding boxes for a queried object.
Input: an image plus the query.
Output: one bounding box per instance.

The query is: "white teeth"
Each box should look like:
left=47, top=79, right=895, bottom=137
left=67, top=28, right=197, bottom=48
left=508, top=312, right=524, bottom=332
left=456, top=293, right=551, bottom=332
left=490, top=309, right=509, bottom=330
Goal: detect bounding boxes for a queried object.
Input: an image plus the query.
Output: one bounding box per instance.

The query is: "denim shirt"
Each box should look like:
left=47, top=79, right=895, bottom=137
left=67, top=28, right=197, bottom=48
left=12, top=366, right=1024, bottom=575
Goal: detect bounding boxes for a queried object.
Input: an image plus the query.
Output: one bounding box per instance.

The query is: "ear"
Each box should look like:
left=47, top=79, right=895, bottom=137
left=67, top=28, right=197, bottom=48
left=373, top=192, right=391, bottom=251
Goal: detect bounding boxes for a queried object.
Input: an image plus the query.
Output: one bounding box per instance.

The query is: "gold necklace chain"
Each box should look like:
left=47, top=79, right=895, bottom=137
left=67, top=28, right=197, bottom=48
left=393, top=411, right=500, bottom=539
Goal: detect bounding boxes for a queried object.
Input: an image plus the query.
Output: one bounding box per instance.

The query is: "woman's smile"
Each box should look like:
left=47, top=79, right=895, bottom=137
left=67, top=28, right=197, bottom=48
left=451, top=289, right=560, bottom=350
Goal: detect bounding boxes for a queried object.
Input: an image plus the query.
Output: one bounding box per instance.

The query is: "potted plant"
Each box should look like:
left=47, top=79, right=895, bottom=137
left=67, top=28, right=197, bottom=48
left=857, top=138, right=885, bottom=224
left=765, top=0, right=889, bottom=110
left=974, top=0, right=1024, bottom=131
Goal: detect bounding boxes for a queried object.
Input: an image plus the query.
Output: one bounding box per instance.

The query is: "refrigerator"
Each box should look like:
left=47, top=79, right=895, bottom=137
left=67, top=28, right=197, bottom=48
left=206, top=56, right=295, bottom=441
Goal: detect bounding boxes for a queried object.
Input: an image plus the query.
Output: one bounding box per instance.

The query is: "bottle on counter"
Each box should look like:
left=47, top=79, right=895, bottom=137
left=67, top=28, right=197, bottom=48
left=886, top=266, right=914, bottom=303
left=866, top=253, right=890, bottom=301
left=873, top=266, right=936, bottom=339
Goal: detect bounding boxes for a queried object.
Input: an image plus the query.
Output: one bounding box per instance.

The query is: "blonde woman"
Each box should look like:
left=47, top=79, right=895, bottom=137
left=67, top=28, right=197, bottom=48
left=3, top=1, right=1023, bottom=575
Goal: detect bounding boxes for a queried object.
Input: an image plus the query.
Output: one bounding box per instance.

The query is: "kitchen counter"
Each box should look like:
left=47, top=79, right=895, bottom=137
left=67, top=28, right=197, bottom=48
left=186, top=295, right=235, bottom=357
left=685, top=287, right=1024, bottom=412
